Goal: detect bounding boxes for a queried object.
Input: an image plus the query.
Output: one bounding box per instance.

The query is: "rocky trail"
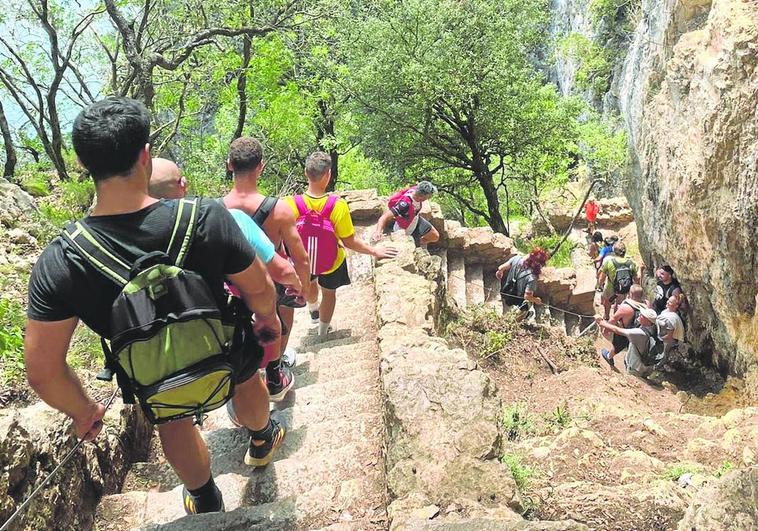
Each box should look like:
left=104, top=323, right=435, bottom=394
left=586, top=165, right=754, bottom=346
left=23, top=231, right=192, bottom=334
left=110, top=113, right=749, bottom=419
left=2, top=190, right=757, bottom=531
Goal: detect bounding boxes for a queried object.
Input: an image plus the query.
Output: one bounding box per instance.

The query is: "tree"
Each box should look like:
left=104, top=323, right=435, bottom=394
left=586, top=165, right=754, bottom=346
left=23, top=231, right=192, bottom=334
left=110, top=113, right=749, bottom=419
left=0, top=0, right=102, bottom=180
left=0, top=101, right=17, bottom=179
left=340, top=0, right=580, bottom=235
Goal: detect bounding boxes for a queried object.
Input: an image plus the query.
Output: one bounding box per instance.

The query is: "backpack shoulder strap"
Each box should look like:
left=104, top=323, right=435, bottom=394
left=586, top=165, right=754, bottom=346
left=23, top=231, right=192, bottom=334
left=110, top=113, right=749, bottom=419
left=166, top=197, right=199, bottom=267
left=294, top=195, right=308, bottom=216
left=321, top=194, right=339, bottom=219
left=62, top=220, right=130, bottom=287
left=252, top=196, right=278, bottom=226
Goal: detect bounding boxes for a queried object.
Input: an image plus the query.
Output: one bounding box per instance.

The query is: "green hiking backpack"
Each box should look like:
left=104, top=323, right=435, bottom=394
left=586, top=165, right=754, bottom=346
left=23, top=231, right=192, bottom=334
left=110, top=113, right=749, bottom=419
left=62, top=198, right=237, bottom=425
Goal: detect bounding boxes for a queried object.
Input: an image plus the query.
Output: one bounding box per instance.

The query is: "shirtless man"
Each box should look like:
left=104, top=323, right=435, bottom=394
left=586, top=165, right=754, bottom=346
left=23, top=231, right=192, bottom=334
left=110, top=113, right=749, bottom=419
left=223, top=137, right=313, bottom=401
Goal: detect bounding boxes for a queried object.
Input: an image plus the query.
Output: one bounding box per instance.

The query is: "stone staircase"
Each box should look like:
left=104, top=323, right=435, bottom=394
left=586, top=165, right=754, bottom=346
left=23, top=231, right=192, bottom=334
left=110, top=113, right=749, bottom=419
left=94, top=228, right=387, bottom=531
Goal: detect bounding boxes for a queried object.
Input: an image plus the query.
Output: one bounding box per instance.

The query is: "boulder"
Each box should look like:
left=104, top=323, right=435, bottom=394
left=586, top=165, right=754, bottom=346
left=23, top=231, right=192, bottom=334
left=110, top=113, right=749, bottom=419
left=619, top=0, right=758, bottom=387
left=340, top=189, right=384, bottom=222
left=677, top=466, right=758, bottom=531
left=0, top=402, right=151, bottom=531
left=0, top=178, right=37, bottom=227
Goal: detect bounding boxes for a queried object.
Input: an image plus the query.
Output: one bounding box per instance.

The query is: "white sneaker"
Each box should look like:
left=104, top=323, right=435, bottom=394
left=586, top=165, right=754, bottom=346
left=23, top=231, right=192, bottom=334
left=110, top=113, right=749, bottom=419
left=281, top=347, right=297, bottom=368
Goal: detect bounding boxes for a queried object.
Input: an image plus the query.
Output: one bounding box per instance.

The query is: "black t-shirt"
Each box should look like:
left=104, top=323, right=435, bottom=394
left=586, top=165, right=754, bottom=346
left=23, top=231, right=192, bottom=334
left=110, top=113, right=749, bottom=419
left=27, top=198, right=256, bottom=337
left=653, top=279, right=681, bottom=314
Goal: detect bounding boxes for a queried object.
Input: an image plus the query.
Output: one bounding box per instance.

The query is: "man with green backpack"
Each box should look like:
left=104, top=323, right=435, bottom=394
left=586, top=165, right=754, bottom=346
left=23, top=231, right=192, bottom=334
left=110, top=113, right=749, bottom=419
left=24, top=98, right=284, bottom=515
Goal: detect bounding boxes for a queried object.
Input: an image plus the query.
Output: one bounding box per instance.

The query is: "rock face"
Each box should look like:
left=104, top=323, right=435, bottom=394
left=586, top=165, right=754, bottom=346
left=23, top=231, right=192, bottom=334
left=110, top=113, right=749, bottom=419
left=618, top=0, right=758, bottom=386
left=374, top=233, right=583, bottom=530
left=0, top=402, right=151, bottom=531
left=0, top=178, right=37, bottom=227
left=677, top=466, right=758, bottom=530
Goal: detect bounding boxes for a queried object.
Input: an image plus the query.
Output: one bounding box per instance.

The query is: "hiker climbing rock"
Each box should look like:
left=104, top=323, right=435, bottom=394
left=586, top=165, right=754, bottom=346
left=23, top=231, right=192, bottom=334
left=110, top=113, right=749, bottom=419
left=372, top=181, right=440, bottom=247
left=584, top=198, right=600, bottom=234
left=598, top=284, right=646, bottom=368
left=496, top=248, right=547, bottom=317
left=24, top=98, right=285, bottom=516
left=285, top=151, right=398, bottom=337
left=223, top=137, right=312, bottom=397
left=652, top=265, right=687, bottom=314
left=656, top=294, right=685, bottom=358
left=598, top=241, right=639, bottom=319
left=596, top=307, right=660, bottom=378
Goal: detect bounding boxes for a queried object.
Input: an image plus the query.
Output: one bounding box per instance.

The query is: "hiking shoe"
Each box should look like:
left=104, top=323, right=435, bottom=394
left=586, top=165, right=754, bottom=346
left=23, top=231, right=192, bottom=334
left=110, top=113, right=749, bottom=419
left=182, top=485, right=224, bottom=514
left=245, top=417, right=286, bottom=468
left=310, top=310, right=320, bottom=324
left=601, top=348, right=615, bottom=368
left=267, top=366, right=295, bottom=402
left=281, top=347, right=297, bottom=368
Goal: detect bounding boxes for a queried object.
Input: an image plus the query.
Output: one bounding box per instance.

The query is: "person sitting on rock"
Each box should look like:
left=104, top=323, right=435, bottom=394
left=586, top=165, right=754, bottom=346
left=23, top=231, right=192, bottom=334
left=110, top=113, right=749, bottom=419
left=496, top=247, right=547, bottom=317
left=651, top=265, right=687, bottom=314
left=372, top=181, right=440, bottom=247
left=598, top=241, right=639, bottom=320
left=285, top=151, right=398, bottom=338
left=595, top=307, right=659, bottom=377
left=656, top=294, right=685, bottom=359
left=599, top=284, right=645, bottom=368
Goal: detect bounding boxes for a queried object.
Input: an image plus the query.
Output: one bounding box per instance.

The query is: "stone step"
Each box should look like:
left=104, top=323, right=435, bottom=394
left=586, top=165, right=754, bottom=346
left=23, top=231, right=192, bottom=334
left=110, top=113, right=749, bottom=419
left=447, top=253, right=467, bottom=308
left=291, top=357, right=377, bottom=388
left=465, top=262, right=485, bottom=306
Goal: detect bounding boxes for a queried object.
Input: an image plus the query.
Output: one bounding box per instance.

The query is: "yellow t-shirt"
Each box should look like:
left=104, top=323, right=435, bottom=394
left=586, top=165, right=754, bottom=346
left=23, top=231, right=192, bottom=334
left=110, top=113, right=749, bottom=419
left=284, top=193, right=355, bottom=274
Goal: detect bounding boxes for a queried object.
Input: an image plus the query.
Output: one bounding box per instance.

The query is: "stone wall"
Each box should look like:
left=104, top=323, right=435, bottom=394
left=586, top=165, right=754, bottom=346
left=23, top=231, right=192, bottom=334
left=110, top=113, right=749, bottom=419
left=0, top=403, right=151, bottom=530
left=373, top=233, right=586, bottom=530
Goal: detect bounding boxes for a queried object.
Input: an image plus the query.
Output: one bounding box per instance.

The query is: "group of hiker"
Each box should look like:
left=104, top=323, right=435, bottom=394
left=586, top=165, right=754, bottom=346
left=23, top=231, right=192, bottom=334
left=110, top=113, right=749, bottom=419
left=589, top=229, right=688, bottom=377
left=21, top=96, right=431, bottom=517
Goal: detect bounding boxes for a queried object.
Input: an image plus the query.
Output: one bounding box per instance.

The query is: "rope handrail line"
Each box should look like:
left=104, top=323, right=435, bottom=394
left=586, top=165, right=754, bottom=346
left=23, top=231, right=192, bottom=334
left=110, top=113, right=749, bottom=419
left=447, top=271, right=598, bottom=319
left=0, top=387, right=120, bottom=531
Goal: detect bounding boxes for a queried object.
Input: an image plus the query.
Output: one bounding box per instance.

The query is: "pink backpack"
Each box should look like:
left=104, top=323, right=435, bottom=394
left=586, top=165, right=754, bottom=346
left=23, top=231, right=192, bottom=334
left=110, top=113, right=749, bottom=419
left=387, top=187, right=417, bottom=229
left=294, top=194, right=340, bottom=275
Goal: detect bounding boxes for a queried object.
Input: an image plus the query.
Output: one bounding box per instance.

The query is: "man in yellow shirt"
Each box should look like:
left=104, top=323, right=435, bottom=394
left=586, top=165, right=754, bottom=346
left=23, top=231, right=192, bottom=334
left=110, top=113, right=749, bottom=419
left=285, top=152, right=398, bottom=336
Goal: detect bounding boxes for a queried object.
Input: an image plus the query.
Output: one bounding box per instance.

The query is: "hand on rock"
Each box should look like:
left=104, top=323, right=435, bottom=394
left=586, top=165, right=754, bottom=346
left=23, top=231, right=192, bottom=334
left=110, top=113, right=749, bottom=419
left=495, top=269, right=504, bottom=280
left=375, top=246, right=399, bottom=260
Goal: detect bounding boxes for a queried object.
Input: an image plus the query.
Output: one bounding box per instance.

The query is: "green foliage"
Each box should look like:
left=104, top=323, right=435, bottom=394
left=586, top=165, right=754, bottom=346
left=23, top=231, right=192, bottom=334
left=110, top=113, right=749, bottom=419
left=558, top=33, right=613, bottom=94
left=447, top=306, right=520, bottom=360
left=503, top=403, right=537, bottom=441
left=662, top=463, right=704, bottom=481
left=515, top=234, right=575, bottom=268
left=21, top=174, right=51, bottom=197
left=545, top=403, right=572, bottom=430
left=38, top=178, right=95, bottom=228
left=0, top=297, right=26, bottom=385
left=501, top=453, right=536, bottom=491
left=714, top=461, right=734, bottom=478
left=577, top=113, right=629, bottom=181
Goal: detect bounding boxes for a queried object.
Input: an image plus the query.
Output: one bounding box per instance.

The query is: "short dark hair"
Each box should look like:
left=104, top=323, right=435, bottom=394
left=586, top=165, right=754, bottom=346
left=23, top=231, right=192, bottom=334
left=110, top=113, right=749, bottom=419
left=305, top=151, right=332, bottom=180
left=72, top=97, right=150, bottom=182
left=229, top=137, right=263, bottom=172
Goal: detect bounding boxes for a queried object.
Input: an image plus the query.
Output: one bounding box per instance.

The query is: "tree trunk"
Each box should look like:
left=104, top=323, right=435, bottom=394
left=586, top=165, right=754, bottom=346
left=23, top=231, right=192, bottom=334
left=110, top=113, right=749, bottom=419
left=0, top=101, right=17, bottom=180
left=316, top=99, right=338, bottom=191
left=476, top=170, right=508, bottom=236
left=231, top=34, right=251, bottom=142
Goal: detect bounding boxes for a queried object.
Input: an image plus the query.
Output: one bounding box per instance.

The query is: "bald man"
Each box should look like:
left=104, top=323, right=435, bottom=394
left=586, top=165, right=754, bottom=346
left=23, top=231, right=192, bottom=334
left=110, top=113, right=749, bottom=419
left=149, top=157, right=187, bottom=199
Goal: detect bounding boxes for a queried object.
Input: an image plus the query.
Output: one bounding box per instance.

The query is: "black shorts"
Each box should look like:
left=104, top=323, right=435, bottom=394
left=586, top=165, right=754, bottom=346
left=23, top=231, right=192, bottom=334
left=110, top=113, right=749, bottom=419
left=411, top=217, right=434, bottom=245
left=612, top=333, right=629, bottom=353
left=228, top=300, right=265, bottom=383
left=312, top=259, right=351, bottom=290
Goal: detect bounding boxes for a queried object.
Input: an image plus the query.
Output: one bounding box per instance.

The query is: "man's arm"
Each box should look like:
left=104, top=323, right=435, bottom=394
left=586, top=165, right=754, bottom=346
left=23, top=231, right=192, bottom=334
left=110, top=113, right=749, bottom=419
left=523, top=288, right=542, bottom=304
left=25, top=318, right=106, bottom=440
left=372, top=210, right=395, bottom=241
left=342, top=233, right=398, bottom=259
left=266, top=254, right=301, bottom=292
left=595, top=317, right=632, bottom=338
left=495, top=260, right=513, bottom=279
left=227, top=258, right=281, bottom=351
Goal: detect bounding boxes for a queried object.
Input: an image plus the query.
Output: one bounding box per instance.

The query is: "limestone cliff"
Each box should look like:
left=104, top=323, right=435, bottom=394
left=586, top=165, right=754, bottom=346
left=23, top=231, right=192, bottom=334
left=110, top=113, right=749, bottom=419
left=551, top=0, right=758, bottom=387
left=619, top=0, right=758, bottom=386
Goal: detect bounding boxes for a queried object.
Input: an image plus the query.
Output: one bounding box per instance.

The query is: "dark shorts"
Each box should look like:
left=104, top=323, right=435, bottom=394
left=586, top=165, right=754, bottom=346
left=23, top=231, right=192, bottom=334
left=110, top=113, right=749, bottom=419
left=411, top=217, right=434, bottom=245
left=312, top=259, right=351, bottom=290
left=612, top=333, right=629, bottom=354
left=228, top=300, right=265, bottom=383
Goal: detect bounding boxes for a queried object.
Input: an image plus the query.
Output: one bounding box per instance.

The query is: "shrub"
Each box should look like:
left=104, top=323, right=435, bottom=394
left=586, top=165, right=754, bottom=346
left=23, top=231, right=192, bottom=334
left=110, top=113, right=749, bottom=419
left=501, top=453, right=536, bottom=491
left=503, top=403, right=537, bottom=441
left=662, top=463, right=704, bottom=481
left=0, top=297, right=26, bottom=384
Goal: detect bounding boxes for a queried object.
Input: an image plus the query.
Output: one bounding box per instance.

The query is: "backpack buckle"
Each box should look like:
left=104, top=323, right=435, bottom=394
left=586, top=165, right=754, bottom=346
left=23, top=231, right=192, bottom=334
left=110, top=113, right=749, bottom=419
left=96, top=367, right=114, bottom=382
